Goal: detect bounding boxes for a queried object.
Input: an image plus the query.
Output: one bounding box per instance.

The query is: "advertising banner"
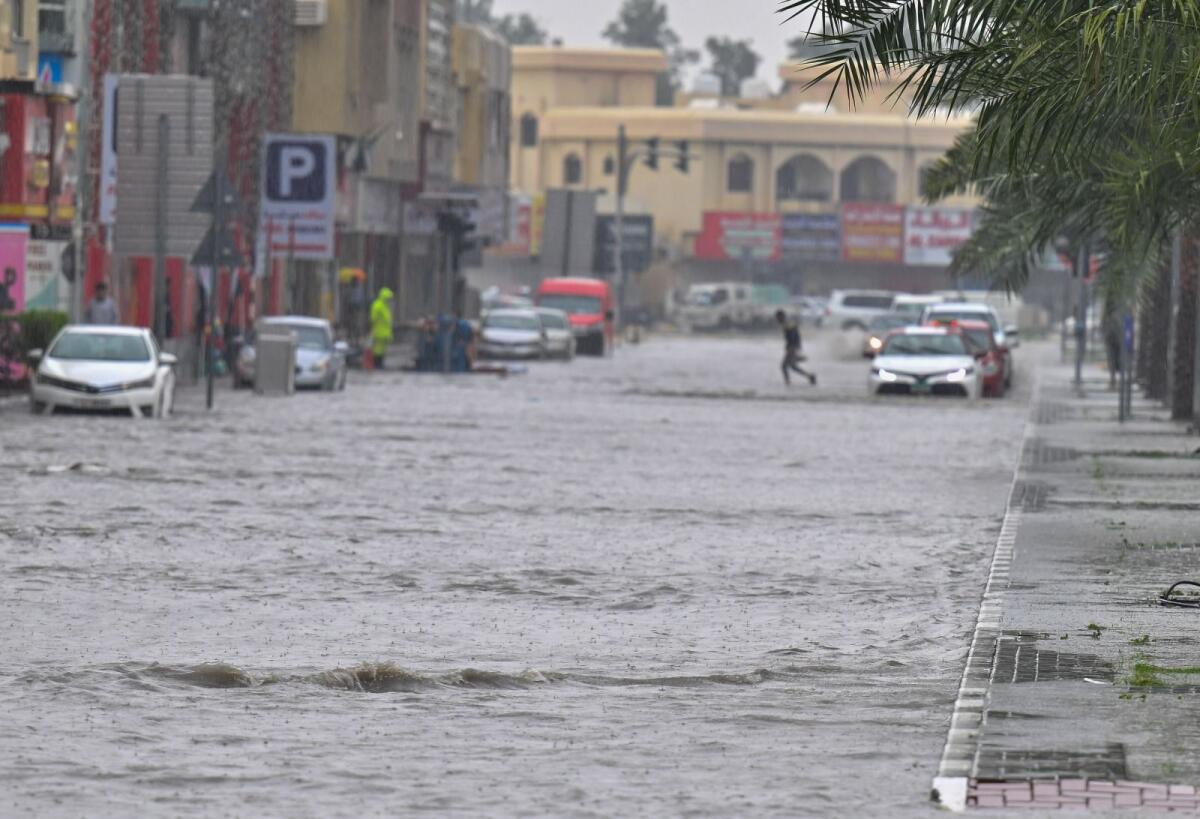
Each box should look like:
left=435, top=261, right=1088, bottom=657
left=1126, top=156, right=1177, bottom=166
left=841, top=203, right=904, bottom=264
left=24, top=239, right=68, bottom=311
left=694, top=212, right=781, bottom=262
left=594, top=214, right=654, bottom=275
left=904, top=207, right=974, bottom=266
left=529, top=195, right=546, bottom=256
left=781, top=212, right=840, bottom=261
left=0, top=225, right=29, bottom=314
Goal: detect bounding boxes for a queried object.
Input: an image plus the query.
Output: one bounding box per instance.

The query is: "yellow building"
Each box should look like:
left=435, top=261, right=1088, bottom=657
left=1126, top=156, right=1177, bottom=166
left=510, top=46, right=973, bottom=250
left=0, top=0, right=38, bottom=81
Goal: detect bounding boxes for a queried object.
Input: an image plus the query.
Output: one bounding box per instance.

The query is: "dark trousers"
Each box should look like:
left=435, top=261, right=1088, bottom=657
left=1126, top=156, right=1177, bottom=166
left=782, top=347, right=813, bottom=384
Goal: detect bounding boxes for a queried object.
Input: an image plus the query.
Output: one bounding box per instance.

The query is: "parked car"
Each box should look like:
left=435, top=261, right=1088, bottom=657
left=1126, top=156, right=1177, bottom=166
left=956, top=319, right=1007, bottom=397
left=536, top=277, right=614, bottom=356
left=235, top=317, right=348, bottom=391
left=826, top=289, right=899, bottom=330
left=922, top=302, right=1018, bottom=387
left=868, top=325, right=981, bottom=399
left=28, top=325, right=178, bottom=418
left=863, top=313, right=912, bottom=357
left=478, top=308, right=547, bottom=360
left=792, top=295, right=828, bottom=327
left=535, top=307, right=576, bottom=360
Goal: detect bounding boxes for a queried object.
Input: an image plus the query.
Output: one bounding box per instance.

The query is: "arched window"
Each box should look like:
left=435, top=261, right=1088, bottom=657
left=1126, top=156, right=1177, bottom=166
left=563, top=153, right=583, bottom=185
left=603, top=155, right=615, bottom=176
left=519, top=113, right=538, bottom=148
left=776, top=154, right=834, bottom=203
left=840, top=156, right=896, bottom=202
left=727, top=154, right=754, bottom=193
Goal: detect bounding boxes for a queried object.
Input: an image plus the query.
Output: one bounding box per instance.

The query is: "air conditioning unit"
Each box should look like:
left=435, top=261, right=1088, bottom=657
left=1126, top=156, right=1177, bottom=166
left=295, top=0, right=328, bottom=26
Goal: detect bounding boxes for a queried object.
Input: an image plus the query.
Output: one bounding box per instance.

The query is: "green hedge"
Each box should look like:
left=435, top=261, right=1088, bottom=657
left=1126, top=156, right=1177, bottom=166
left=9, top=310, right=70, bottom=359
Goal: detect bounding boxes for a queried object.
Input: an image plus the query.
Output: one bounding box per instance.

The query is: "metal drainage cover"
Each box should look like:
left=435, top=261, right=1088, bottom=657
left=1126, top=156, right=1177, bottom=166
left=1024, top=440, right=1081, bottom=468
left=992, top=637, right=1115, bottom=684
left=1010, top=481, right=1050, bottom=513
left=975, top=745, right=1129, bottom=782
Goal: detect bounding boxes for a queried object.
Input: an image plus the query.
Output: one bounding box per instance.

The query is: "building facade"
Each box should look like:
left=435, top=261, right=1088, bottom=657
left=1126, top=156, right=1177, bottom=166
left=453, top=22, right=510, bottom=248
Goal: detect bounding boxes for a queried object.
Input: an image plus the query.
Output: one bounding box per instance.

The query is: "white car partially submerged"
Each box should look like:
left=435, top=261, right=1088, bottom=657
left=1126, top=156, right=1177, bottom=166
left=869, top=326, right=981, bottom=399
left=29, top=326, right=178, bottom=418
left=478, top=308, right=546, bottom=360
left=534, top=307, right=575, bottom=360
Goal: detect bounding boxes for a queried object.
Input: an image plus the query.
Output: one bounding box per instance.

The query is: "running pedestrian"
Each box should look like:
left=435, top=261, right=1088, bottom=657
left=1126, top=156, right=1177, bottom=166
left=776, top=309, right=817, bottom=386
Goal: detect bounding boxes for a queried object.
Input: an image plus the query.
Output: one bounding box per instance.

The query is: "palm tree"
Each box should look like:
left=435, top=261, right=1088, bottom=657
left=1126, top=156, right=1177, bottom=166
left=778, top=0, right=1200, bottom=415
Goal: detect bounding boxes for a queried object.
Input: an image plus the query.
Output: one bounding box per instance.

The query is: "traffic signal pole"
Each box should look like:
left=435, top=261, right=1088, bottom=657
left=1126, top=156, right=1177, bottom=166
left=614, top=125, right=693, bottom=332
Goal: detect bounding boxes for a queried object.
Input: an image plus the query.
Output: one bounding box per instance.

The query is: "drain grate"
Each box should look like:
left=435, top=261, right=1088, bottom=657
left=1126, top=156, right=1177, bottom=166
left=992, top=636, right=1114, bottom=683
left=1024, top=439, right=1081, bottom=468
left=1010, top=481, right=1050, bottom=512
left=1034, top=402, right=1072, bottom=425
left=1122, top=541, right=1200, bottom=552
left=975, top=745, right=1129, bottom=781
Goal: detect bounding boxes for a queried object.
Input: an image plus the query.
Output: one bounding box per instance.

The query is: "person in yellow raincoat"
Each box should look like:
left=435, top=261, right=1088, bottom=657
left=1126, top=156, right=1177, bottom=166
left=370, top=287, right=395, bottom=369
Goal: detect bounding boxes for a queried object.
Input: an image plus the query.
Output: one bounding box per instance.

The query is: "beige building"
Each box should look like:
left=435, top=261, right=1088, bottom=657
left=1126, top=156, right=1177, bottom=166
left=0, top=0, right=38, bottom=81
left=510, top=46, right=973, bottom=249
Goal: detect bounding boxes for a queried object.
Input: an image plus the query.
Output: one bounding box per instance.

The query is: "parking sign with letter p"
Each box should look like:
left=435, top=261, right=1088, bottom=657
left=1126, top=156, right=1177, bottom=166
left=260, top=133, right=336, bottom=260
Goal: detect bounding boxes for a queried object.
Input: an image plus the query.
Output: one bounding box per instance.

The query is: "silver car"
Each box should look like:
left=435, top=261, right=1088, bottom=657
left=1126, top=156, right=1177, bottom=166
left=236, top=317, right=348, bottom=391
left=534, top=307, right=576, bottom=360
left=478, top=308, right=546, bottom=360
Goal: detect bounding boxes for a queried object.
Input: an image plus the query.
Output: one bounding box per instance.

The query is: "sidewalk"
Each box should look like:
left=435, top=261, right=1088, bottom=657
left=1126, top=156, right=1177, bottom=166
left=936, top=360, right=1200, bottom=812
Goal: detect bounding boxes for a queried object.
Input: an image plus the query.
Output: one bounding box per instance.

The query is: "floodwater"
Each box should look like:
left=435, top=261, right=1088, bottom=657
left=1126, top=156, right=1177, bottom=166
left=0, top=332, right=1032, bottom=817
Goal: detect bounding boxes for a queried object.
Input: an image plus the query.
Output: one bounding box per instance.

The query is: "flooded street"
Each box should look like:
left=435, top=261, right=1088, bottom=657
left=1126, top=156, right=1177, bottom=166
left=0, top=332, right=1032, bottom=817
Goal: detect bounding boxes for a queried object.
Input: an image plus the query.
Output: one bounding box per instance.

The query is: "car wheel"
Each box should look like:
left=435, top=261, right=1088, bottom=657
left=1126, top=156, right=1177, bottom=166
left=337, top=369, right=348, bottom=391
left=30, top=399, right=46, bottom=415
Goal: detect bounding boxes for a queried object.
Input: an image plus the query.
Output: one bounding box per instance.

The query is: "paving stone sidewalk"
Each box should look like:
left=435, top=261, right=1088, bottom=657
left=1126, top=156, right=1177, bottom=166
left=935, top=360, right=1200, bottom=813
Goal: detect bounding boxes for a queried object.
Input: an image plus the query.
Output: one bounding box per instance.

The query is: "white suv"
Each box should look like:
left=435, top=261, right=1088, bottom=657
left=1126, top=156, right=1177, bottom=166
left=825, top=290, right=899, bottom=330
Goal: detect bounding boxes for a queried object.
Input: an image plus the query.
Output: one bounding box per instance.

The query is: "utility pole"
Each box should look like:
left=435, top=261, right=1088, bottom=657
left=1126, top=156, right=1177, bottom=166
left=1073, top=242, right=1089, bottom=390
left=615, top=125, right=628, bottom=331
left=154, top=115, right=170, bottom=342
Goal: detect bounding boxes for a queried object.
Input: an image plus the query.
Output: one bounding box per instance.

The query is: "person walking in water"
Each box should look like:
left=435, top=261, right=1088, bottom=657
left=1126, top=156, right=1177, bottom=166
left=776, top=309, right=817, bottom=386
left=370, top=287, right=395, bottom=370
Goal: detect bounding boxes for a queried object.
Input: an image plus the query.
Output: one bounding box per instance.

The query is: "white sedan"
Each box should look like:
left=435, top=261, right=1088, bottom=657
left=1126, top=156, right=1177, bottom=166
left=478, top=308, right=546, bottom=360
left=868, top=326, right=981, bottom=399
left=535, top=307, right=576, bottom=360
left=29, top=326, right=178, bottom=418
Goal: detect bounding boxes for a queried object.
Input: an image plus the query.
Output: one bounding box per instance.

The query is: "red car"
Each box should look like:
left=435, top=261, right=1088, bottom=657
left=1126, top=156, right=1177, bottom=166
left=535, top=277, right=615, bottom=356
left=954, top=320, right=1007, bottom=397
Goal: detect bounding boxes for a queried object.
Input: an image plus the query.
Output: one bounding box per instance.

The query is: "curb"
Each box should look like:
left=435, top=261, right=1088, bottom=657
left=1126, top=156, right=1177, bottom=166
left=932, top=373, right=1041, bottom=811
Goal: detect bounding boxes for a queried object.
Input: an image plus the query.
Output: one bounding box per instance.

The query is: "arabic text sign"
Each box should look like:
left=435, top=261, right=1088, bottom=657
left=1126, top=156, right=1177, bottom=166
left=694, top=212, right=781, bottom=262
left=841, top=203, right=904, bottom=264
left=781, top=212, right=840, bottom=261
left=904, top=207, right=974, bottom=266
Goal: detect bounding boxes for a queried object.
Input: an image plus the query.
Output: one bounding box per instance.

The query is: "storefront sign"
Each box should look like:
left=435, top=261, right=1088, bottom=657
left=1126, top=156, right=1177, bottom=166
left=904, top=207, right=974, bottom=266
left=694, top=211, right=781, bottom=262
left=24, top=239, right=67, bottom=311
left=841, top=203, right=904, bottom=264
left=781, top=212, right=840, bottom=261
left=594, top=214, right=654, bottom=275
left=0, top=225, right=28, bottom=314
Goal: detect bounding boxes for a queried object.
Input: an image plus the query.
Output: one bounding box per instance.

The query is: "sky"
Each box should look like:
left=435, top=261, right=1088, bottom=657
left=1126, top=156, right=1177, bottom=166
left=493, top=0, right=810, bottom=89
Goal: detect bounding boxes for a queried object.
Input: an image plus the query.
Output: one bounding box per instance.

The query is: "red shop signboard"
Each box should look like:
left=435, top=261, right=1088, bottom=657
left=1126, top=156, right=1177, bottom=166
left=694, top=211, right=781, bottom=262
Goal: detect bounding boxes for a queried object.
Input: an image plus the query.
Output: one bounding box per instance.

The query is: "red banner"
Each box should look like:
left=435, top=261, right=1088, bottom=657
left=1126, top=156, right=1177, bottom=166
left=841, top=203, right=904, bottom=264
left=694, top=211, right=781, bottom=262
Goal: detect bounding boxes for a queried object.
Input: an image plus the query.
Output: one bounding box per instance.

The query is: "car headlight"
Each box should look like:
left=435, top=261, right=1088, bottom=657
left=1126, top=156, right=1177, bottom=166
left=872, top=367, right=899, bottom=382
left=36, top=372, right=73, bottom=388
left=239, top=346, right=256, bottom=362
left=868, top=337, right=883, bottom=350
left=946, top=367, right=974, bottom=383
left=311, top=357, right=330, bottom=373
left=122, top=376, right=157, bottom=390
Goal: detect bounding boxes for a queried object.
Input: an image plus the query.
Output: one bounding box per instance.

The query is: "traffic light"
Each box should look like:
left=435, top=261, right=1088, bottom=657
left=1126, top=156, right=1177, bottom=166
left=645, top=137, right=659, bottom=170
left=675, top=140, right=689, bottom=173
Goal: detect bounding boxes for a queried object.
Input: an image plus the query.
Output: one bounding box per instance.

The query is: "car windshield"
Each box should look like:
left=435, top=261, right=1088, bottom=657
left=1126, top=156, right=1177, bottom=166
left=50, top=332, right=151, bottom=362
left=538, top=312, right=568, bottom=330
left=882, top=333, right=969, bottom=356
left=930, top=310, right=998, bottom=330
left=688, top=289, right=727, bottom=306
left=539, top=294, right=602, bottom=315
left=843, top=295, right=894, bottom=309
left=963, top=329, right=994, bottom=351
left=487, top=314, right=540, bottom=331
left=271, top=324, right=330, bottom=350
left=868, top=314, right=909, bottom=332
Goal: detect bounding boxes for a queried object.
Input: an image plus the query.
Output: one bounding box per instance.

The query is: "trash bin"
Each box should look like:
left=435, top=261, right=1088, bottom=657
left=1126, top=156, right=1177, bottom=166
left=254, top=329, right=296, bottom=396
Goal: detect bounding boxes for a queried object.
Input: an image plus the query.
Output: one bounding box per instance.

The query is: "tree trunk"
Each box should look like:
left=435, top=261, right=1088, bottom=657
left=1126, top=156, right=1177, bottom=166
left=1171, top=233, right=1198, bottom=419
left=1141, top=254, right=1172, bottom=400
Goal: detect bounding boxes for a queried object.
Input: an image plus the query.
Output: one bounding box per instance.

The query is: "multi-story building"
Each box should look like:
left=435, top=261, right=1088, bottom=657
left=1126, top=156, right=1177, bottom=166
left=453, top=22, right=510, bottom=248
left=508, top=46, right=978, bottom=297
left=0, top=0, right=37, bottom=80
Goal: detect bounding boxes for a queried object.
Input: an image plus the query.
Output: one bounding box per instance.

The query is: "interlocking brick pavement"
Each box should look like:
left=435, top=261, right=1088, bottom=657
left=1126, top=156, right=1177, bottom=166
left=967, top=779, right=1200, bottom=811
